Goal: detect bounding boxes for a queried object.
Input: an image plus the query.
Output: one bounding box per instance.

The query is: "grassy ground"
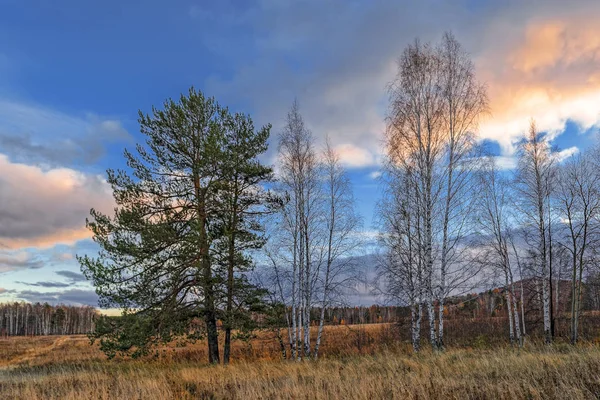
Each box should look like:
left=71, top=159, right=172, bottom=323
left=1, top=324, right=600, bottom=399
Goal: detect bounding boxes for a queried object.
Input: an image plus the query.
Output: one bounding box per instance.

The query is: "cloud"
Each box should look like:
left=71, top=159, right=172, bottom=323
left=16, top=281, right=71, bottom=288
left=475, top=5, right=600, bottom=154
left=52, top=253, right=74, bottom=262
left=0, top=154, right=114, bottom=250
left=205, top=0, right=471, bottom=168
left=369, top=171, right=382, bottom=180
left=204, top=0, right=600, bottom=169
left=16, top=289, right=99, bottom=306
left=55, top=270, right=88, bottom=283
left=557, top=146, right=580, bottom=162
left=492, top=156, right=518, bottom=170
left=0, top=251, right=43, bottom=273
left=334, top=144, right=378, bottom=168
left=0, top=98, right=131, bottom=166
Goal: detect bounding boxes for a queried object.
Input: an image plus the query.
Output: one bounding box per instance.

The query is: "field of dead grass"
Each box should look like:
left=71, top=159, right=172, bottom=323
left=2, top=324, right=600, bottom=399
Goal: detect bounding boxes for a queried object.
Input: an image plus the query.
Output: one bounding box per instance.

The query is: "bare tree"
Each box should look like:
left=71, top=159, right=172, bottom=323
left=376, top=163, right=424, bottom=351
left=477, top=157, right=522, bottom=346
left=515, top=120, right=556, bottom=344
left=313, top=139, right=362, bottom=359
left=386, top=38, right=444, bottom=350
left=509, top=235, right=528, bottom=337
left=385, top=33, right=486, bottom=350
left=275, top=100, right=321, bottom=359
left=436, top=32, right=488, bottom=348
left=268, top=102, right=361, bottom=360
left=556, top=152, right=600, bottom=344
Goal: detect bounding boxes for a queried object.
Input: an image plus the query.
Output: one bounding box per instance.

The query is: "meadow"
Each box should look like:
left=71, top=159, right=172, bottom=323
left=2, top=323, right=600, bottom=399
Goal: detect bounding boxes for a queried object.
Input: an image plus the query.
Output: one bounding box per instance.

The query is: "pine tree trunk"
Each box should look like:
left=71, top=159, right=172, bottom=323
left=205, top=308, right=220, bottom=364
left=223, top=185, right=238, bottom=365
left=224, top=328, right=232, bottom=365
left=196, top=179, right=220, bottom=364
left=204, top=250, right=220, bottom=364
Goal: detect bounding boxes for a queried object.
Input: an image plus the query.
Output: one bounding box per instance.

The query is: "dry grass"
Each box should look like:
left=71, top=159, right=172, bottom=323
left=2, top=324, right=600, bottom=399
left=0, top=324, right=398, bottom=367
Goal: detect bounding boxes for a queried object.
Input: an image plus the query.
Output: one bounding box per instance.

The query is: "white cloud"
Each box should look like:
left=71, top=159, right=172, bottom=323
left=369, top=171, right=382, bottom=179
left=493, top=156, right=518, bottom=170
left=557, top=146, right=580, bottom=162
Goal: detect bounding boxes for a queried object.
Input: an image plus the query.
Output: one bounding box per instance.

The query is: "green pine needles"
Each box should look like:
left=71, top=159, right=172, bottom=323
left=78, top=88, right=280, bottom=363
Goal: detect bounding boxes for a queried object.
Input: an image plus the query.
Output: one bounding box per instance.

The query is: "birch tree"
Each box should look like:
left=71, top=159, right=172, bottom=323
left=376, top=164, right=424, bottom=351
left=515, top=120, right=556, bottom=344
left=268, top=102, right=360, bottom=360
left=385, top=33, right=486, bottom=350
left=313, top=139, right=362, bottom=359
left=386, top=38, right=444, bottom=350
left=477, top=157, right=522, bottom=346
left=272, top=100, right=320, bottom=360
left=0, top=303, right=96, bottom=336
left=436, top=32, right=488, bottom=348
left=556, top=152, right=600, bottom=344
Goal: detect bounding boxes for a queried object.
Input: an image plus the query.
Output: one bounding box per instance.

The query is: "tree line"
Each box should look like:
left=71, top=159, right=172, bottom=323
left=0, top=302, right=96, bottom=336
left=78, top=32, right=600, bottom=364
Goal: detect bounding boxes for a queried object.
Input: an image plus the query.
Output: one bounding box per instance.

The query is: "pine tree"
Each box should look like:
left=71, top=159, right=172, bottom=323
left=78, top=88, right=274, bottom=363
left=215, top=111, right=279, bottom=364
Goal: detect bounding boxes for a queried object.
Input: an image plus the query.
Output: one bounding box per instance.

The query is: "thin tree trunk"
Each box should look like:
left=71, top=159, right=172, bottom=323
left=505, top=269, right=515, bottom=344
left=224, top=186, right=239, bottom=365
left=196, top=179, right=220, bottom=364
left=548, top=200, right=555, bottom=339
left=411, top=303, right=421, bottom=352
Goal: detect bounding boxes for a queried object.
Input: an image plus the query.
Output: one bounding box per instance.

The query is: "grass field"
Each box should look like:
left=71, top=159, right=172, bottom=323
left=2, top=324, right=600, bottom=399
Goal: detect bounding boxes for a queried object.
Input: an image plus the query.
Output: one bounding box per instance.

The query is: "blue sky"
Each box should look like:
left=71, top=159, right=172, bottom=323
left=1, top=0, right=600, bottom=307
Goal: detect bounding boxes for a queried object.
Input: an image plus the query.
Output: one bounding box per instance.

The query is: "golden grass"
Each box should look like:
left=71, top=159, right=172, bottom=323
left=2, top=324, right=600, bottom=399
left=0, top=324, right=400, bottom=367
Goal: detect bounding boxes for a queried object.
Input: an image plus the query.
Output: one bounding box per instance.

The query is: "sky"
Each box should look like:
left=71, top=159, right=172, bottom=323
left=1, top=0, right=600, bottom=308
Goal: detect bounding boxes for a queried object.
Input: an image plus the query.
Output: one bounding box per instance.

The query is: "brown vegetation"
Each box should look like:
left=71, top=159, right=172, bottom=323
left=2, top=324, right=600, bottom=399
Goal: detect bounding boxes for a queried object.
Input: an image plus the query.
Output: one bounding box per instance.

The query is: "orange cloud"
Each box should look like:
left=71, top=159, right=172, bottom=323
left=334, top=143, right=378, bottom=168
left=477, top=15, right=600, bottom=153
left=0, top=154, right=114, bottom=250
left=0, top=227, right=93, bottom=251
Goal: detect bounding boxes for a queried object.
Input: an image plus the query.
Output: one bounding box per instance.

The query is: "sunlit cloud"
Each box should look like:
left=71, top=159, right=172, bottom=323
left=0, top=154, right=114, bottom=250
left=334, top=143, right=378, bottom=168
left=477, top=16, right=600, bottom=155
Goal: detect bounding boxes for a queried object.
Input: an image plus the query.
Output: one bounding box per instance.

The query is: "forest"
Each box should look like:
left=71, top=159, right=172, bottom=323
left=0, top=303, right=96, bottom=336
